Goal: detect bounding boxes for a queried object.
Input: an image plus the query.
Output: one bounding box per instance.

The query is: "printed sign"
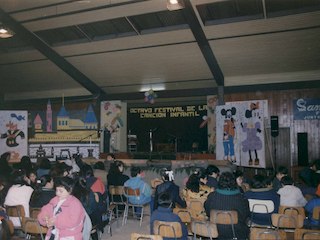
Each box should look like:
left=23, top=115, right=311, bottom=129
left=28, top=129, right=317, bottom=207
left=293, top=98, right=320, bottom=120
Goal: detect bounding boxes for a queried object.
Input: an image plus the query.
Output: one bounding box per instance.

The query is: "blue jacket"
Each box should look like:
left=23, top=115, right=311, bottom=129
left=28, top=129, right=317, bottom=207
left=124, top=176, right=152, bottom=204
left=305, top=197, right=320, bottom=226
left=150, top=206, right=188, bottom=240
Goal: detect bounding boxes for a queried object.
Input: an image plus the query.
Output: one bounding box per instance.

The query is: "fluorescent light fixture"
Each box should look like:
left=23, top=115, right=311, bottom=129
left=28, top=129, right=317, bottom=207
left=167, top=0, right=185, bottom=11
left=0, top=26, right=14, bottom=38
left=140, top=84, right=165, bottom=92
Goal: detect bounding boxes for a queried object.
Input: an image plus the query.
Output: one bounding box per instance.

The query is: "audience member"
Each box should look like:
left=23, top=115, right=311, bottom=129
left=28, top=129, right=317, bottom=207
left=204, top=172, right=250, bottom=240
left=80, top=164, right=106, bottom=196
left=18, top=155, right=34, bottom=173
left=104, top=153, right=115, bottom=172
left=93, top=161, right=107, bottom=185
left=299, top=159, right=320, bottom=188
left=150, top=192, right=188, bottom=240
left=234, top=170, right=248, bottom=193
left=305, top=196, right=320, bottom=227
left=30, top=174, right=55, bottom=208
left=244, top=174, right=279, bottom=226
left=36, top=157, right=51, bottom=178
left=0, top=152, right=12, bottom=180
left=153, top=168, right=186, bottom=211
left=107, top=160, right=129, bottom=187
left=38, top=177, right=85, bottom=240
left=206, top=165, right=220, bottom=189
left=26, top=169, right=38, bottom=189
left=4, top=169, right=33, bottom=227
left=277, top=176, right=307, bottom=207
left=272, top=166, right=288, bottom=191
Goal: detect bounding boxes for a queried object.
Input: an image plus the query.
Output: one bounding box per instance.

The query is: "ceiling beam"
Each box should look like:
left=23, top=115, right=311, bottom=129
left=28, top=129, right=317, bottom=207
left=0, top=8, right=107, bottom=98
left=182, top=0, right=224, bottom=86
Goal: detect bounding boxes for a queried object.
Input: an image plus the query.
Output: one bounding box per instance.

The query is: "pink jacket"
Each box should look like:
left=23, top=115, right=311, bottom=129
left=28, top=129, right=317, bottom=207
left=38, top=195, right=85, bottom=240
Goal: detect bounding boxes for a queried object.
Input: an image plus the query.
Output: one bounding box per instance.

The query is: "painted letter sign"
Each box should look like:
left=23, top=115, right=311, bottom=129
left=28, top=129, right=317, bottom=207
left=293, top=98, right=320, bottom=120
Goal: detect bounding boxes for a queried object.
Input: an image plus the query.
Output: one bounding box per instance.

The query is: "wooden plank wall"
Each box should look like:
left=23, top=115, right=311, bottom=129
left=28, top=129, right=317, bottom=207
left=224, top=88, right=320, bottom=167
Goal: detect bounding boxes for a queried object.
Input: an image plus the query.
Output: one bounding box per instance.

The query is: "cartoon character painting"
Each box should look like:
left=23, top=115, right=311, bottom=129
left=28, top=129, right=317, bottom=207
left=1, top=120, right=25, bottom=147
left=221, top=107, right=236, bottom=162
left=241, top=102, right=262, bottom=166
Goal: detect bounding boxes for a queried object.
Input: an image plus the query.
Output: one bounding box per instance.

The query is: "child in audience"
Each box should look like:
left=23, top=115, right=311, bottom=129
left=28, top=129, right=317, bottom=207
left=272, top=166, right=288, bottom=191
left=206, top=165, right=220, bottom=189
left=277, top=176, right=307, bottom=207
left=305, top=196, right=320, bottom=227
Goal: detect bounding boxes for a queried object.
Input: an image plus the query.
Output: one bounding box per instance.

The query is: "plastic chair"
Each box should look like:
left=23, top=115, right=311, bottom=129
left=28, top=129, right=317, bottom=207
left=109, top=185, right=127, bottom=226
left=294, top=228, right=320, bottom=240
left=5, top=205, right=25, bottom=230
left=248, top=199, right=274, bottom=227
left=123, top=187, right=149, bottom=226
left=29, top=207, right=41, bottom=219
left=210, top=209, right=238, bottom=239
left=191, top=220, right=218, bottom=240
left=188, top=199, right=207, bottom=221
left=173, top=208, right=192, bottom=236
left=312, top=206, right=320, bottom=222
left=22, top=217, right=47, bottom=240
left=153, top=220, right=183, bottom=240
left=278, top=205, right=306, bottom=218
left=250, top=227, right=287, bottom=240
left=131, top=232, right=163, bottom=240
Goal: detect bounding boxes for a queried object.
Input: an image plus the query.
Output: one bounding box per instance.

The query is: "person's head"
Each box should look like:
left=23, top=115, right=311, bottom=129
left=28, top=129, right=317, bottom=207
left=27, top=170, right=37, bottom=184
left=206, top=165, right=220, bottom=178
left=106, top=153, right=115, bottom=161
left=0, top=152, right=11, bottom=166
left=20, top=156, right=32, bottom=170
left=234, top=170, right=244, bottom=187
left=54, top=177, right=74, bottom=200
left=157, top=192, right=173, bottom=208
left=251, top=174, right=267, bottom=189
left=130, top=166, right=142, bottom=177
left=59, top=162, right=73, bottom=177
left=311, top=159, right=320, bottom=171
left=160, top=168, right=174, bottom=182
left=276, top=166, right=288, bottom=181
left=38, top=157, right=51, bottom=170
left=186, top=173, right=200, bottom=193
left=80, top=164, right=94, bottom=178
left=11, top=169, right=28, bottom=185
left=218, top=172, right=237, bottom=190
left=281, top=176, right=294, bottom=186
left=39, top=174, right=54, bottom=189
left=199, top=171, right=208, bottom=185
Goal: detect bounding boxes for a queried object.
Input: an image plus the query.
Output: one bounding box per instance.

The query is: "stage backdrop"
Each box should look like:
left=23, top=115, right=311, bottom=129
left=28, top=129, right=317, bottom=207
left=127, top=104, right=207, bottom=152
left=0, top=110, right=28, bottom=162
left=216, top=100, right=268, bottom=168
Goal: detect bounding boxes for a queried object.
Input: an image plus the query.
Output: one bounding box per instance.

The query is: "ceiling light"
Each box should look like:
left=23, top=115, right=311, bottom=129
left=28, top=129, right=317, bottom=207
left=167, top=0, right=185, bottom=11
left=0, top=26, right=14, bottom=38
left=140, top=84, right=165, bottom=92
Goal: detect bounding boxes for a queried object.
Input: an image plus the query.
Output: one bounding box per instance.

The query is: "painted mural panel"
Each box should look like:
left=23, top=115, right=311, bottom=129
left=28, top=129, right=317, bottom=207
left=206, top=95, right=218, bottom=154
left=216, top=100, right=268, bottom=168
left=0, top=111, right=28, bottom=162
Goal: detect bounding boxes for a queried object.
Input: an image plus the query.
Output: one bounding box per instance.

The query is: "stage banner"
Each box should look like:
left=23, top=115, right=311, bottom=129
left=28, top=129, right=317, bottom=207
left=0, top=110, right=28, bottom=162
left=216, top=100, right=268, bottom=168
left=206, top=96, right=218, bottom=154
left=293, top=98, right=320, bottom=120
left=100, top=101, right=127, bottom=153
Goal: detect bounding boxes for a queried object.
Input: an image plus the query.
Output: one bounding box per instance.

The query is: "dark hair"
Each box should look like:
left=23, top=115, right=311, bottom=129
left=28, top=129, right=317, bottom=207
left=0, top=152, right=10, bottom=166
left=160, top=168, right=174, bottom=181
left=251, top=174, right=267, bottom=189
left=72, top=177, right=90, bottom=204
left=93, top=161, right=105, bottom=170
left=54, top=177, right=74, bottom=193
left=234, top=170, right=243, bottom=179
left=80, top=164, right=94, bottom=178
left=206, top=165, right=220, bottom=175
left=107, top=153, right=115, bottom=159
left=108, top=161, right=124, bottom=175
left=20, top=156, right=33, bottom=171
left=218, top=172, right=237, bottom=190
left=186, top=173, right=200, bottom=193
left=281, top=176, right=294, bottom=186
left=276, top=166, right=288, bottom=175
left=39, top=174, right=53, bottom=188
left=130, top=166, right=141, bottom=177
left=11, top=169, right=28, bottom=185
left=158, top=192, right=172, bottom=208
left=313, top=159, right=320, bottom=171
left=38, top=157, right=51, bottom=170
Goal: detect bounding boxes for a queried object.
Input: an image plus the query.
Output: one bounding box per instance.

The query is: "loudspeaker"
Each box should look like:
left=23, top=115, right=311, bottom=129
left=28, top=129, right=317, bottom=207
left=298, top=133, right=309, bottom=166
left=103, top=128, right=111, bottom=153
left=271, top=116, right=279, bottom=137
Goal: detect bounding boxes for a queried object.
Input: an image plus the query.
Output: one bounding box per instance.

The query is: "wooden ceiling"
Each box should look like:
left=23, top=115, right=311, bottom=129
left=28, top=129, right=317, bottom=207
left=0, top=0, right=319, bottom=104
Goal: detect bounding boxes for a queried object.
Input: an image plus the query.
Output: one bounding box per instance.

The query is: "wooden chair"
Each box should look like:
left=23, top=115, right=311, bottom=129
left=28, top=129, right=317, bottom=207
left=278, top=205, right=306, bottom=218
left=312, top=206, right=320, bottom=222
left=131, top=232, right=163, bottom=240
left=173, top=208, right=192, bottom=236
left=294, top=228, right=320, bottom=240
left=271, top=213, right=304, bottom=230
left=123, top=187, right=149, bottom=226
left=250, top=227, right=287, bottom=240
left=188, top=199, right=207, bottom=221
left=109, top=185, right=127, bottom=226
left=5, top=205, right=25, bottom=229
left=22, top=217, right=47, bottom=240
left=248, top=199, right=275, bottom=227
left=29, top=207, right=41, bottom=219
left=153, top=220, right=183, bottom=240
left=191, top=220, right=218, bottom=240
left=210, top=210, right=238, bottom=239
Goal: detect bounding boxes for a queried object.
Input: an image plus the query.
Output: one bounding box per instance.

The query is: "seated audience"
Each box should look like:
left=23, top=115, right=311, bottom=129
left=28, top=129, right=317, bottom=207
left=30, top=174, right=55, bottom=208
left=272, top=166, right=288, bottom=191
left=80, top=164, right=106, bottom=196
left=18, top=155, right=34, bottom=173
left=36, top=157, right=51, bottom=178
left=26, top=169, right=38, bottom=189
left=107, top=160, right=129, bottom=187
left=150, top=192, right=188, bottom=240
left=153, top=168, right=186, bottom=211
left=4, top=169, right=34, bottom=227
left=244, top=174, right=280, bottom=226
left=38, top=177, right=86, bottom=240
left=234, top=170, right=248, bottom=193
left=299, top=159, right=320, bottom=189
left=305, top=196, right=320, bottom=227
left=206, top=165, right=220, bottom=189
left=204, top=172, right=250, bottom=240
left=104, top=153, right=115, bottom=173
left=277, top=176, right=307, bottom=207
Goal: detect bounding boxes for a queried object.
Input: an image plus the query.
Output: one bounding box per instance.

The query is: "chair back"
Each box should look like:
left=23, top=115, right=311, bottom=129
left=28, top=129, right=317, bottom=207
left=294, top=228, right=320, bottom=240
left=278, top=205, right=305, bottom=218
left=29, top=208, right=42, bottom=219
left=131, top=232, right=163, bottom=240
left=271, top=213, right=304, bottom=229
left=153, top=220, right=183, bottom=239
left=189, top=199, right=204, bottom=212
left=249, top=199, right=275, bottom=213
left=173, top=208, right=192, bottom=223
left=109, top=185, right=126, bottom=203
left=5, top=205, right=26, bottom=227
left=22, top=217, right=47, bottom=240
left=250, top=227, right=286, bottom=240
left=210, top=210, right=238, bottom=225
left=191, top=221, right=218, bottom=239
left=312, top=206, right=320, bottom=220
